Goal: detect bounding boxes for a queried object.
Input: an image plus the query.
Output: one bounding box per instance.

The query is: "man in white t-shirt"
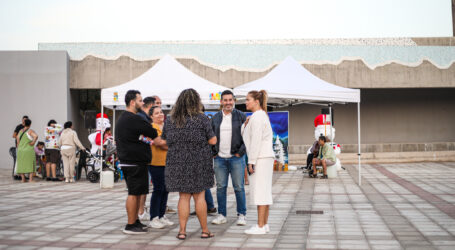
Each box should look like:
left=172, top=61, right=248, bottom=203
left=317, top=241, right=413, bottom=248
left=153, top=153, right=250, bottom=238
left=211, top=90, right=248, bottom=226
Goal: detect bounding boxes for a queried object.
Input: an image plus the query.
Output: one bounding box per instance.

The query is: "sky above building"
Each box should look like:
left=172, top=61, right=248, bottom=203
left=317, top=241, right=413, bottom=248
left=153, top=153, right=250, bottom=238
left=0, top=0, right=452, bottom=50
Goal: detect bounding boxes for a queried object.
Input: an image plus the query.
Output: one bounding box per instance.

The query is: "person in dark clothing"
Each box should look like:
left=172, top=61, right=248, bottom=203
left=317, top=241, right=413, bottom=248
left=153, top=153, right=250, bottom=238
left=116, top=90, right=165, bottom=235
left=306, top=140, right=319, bottom=170
left=12, top=115, right=29, bottom=146
left=136, top=96, right=156, bottom=219
left=137, top=96, right=155, bottom=123
left=163, top=88, right=217, bottom=240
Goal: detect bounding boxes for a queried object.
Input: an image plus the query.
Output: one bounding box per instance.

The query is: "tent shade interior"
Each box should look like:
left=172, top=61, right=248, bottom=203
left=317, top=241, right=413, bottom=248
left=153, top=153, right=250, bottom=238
left=101, top=54, right=229, bottom=109
left=233, top=56, right=360, bottom=105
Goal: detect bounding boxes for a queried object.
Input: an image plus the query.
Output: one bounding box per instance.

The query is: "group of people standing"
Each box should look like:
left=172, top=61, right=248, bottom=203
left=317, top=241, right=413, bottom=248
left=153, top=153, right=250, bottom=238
left=13, top=117, right=87, bottom=183
left=116, top=88, right=275, bottom=238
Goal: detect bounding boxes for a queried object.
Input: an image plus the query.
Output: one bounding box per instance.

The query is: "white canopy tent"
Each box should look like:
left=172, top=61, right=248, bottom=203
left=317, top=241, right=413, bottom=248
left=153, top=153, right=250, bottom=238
left=234, top=56, right=363, bottom=185
left=101, top=54, right=229, bottom=109
left=98, top=54, right=229, bottom=188
left=100, top=54, right=230, bottom=137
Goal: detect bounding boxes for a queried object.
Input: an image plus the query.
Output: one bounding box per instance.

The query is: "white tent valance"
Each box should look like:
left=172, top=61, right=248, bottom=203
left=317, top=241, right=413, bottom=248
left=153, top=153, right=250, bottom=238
left=101, top=54, right=229, bottom=109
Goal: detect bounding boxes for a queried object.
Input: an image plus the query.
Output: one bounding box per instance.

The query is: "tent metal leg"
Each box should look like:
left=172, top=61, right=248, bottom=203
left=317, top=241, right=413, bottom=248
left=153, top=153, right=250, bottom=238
left=100, top=105, right=104, bottom=188
left=329, top=104, right=333, bottom=142
left=357, top=102, right=361, bottom=186
left=113, top=106, right=116, bottom=140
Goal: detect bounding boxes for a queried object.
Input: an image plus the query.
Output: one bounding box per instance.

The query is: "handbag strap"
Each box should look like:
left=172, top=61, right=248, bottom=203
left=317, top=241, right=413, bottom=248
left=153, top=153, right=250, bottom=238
left=19, top=128, right=30, bottom=142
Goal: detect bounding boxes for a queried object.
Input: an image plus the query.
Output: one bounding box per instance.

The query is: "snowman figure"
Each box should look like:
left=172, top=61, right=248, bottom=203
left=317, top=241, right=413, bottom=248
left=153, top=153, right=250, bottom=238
left=88, top=113, right=111, bottom=155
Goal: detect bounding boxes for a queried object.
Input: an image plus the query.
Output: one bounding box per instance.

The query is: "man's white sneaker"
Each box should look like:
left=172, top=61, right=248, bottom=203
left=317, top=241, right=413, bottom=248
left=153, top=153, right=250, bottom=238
left=244, top=224, right=267, bottom=235
left=138, top=207, right=148, bottom=220
left=236, top=214, right=247, bottom=226
left=211, top=214, right=227, bottom=225
left=148, top=217, right=165, bottom=229
left=138, top=211, right=148, bottom=220
left=160, top=215, right=174, bottom=226
left=265, top=224, right=270, bottom=233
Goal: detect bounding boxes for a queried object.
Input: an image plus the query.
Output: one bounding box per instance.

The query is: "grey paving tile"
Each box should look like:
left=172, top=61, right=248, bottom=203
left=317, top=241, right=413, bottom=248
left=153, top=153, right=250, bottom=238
left=0, top=164, right=454, bottom=249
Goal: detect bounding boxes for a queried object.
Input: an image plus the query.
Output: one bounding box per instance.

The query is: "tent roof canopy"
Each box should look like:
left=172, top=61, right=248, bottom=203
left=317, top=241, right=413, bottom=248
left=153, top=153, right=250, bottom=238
left=233, top=56, right=360, bottom=106
left=101, top=54, right=229, bottom=109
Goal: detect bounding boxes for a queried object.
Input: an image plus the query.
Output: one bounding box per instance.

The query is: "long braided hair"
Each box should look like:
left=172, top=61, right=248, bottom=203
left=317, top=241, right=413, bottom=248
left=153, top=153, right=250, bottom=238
left=170, top=88, right=203, bottom=128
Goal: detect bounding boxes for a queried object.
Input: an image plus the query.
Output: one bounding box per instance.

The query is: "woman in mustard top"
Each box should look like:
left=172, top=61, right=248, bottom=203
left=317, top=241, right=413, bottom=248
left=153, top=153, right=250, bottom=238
left=147, top=106, right=173, bottom=228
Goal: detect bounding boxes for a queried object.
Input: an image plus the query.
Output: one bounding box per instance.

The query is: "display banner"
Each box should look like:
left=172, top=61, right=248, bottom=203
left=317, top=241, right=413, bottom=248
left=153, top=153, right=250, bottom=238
left=206, top=111, right=289, bottom=171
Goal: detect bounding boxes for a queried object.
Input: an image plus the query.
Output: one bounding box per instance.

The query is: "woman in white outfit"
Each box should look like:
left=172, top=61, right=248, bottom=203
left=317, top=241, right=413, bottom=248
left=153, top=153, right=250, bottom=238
left=58, top=121, right=85, bottom=183
left=242, top=90, right=275, bottom=235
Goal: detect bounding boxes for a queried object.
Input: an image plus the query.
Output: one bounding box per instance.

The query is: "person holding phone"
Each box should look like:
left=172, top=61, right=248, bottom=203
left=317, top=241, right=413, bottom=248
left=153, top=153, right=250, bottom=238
left=241, top=90, right=274, bottom=235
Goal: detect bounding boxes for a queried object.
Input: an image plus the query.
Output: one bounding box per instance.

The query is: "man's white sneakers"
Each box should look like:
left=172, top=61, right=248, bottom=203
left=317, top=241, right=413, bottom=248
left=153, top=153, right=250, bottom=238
left=138, top=207, right=148, bottom=220
left=160, top=215, right=174, bottom=226
left=148, top=217, right=166, bottom=229
left=211, top=214, right=227, bottom=224
left=244, top=224, right=267, bottom=235
left=138, top=211, right=148, bottom=220
left=265, top=224, right=270, bottom=233
left=236, top=214, right=247, bottom=226
left=211, top=214, right=249, bottom=226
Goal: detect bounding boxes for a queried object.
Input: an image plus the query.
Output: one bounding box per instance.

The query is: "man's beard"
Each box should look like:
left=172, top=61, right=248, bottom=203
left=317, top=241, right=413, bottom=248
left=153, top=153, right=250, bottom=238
left=223, top=104, right=235, bottom=111
left=134, top=102, right=141, bottom=113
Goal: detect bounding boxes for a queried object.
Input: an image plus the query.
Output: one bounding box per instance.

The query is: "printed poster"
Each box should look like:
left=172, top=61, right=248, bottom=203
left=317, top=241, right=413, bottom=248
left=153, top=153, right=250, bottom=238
left=206, top=111, right=289, bottom=171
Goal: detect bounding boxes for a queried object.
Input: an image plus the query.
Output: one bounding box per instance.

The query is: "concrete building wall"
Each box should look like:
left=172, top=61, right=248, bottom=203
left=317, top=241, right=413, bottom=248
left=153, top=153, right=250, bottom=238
left=285, top=88, right=455, bottom=148
left=0, top=51, right=70, bottom=170
left=69, top=57, right=455, bottom=89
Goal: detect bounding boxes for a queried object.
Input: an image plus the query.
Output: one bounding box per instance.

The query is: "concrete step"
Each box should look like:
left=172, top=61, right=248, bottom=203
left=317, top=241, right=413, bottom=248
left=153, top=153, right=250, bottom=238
left=289, top=151, right=455, bottom=164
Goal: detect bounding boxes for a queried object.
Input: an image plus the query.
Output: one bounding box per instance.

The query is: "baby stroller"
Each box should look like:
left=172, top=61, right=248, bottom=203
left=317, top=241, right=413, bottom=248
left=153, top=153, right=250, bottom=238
left=85, top=139, right=121, bottom=183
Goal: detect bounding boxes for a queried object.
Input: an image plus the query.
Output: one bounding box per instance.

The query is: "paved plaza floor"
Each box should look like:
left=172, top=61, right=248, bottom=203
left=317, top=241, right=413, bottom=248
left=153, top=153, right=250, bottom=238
left=0, top=162, right=454, bottom=250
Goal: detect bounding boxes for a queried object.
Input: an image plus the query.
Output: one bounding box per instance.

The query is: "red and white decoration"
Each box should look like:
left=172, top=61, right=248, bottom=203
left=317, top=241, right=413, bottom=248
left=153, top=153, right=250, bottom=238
left=88, top=113, right=111, bottom=155
left=313, top=114, right=336, bottom=142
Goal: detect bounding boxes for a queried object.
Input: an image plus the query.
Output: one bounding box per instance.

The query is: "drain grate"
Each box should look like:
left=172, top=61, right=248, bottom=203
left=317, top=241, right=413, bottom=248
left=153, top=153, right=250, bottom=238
left=296, top=210, right=323, bottom=215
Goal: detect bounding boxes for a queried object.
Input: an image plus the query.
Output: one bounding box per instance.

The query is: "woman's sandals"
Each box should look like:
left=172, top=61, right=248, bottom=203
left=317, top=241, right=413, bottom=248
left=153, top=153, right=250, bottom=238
left=176, top=233, right=186, bottom=240
left=176, top=231, right=214, bottom=240
left=201, top=231, right=214, bottom=239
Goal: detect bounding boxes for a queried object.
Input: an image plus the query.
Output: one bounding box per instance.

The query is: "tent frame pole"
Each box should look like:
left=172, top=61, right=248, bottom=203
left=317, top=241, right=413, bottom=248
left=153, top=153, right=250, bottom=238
left=357, top=102, right=361, bottom=186
left=329, top=104, right=333, bottom=143
left=113, top=106, right=116, bottom=140
left=100, top=105, right=104, bottom=189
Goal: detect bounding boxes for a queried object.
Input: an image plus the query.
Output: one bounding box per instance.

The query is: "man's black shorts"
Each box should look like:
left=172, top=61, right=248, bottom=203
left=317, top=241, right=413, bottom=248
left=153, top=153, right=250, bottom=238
left=122, top=165, right=149, bottom=195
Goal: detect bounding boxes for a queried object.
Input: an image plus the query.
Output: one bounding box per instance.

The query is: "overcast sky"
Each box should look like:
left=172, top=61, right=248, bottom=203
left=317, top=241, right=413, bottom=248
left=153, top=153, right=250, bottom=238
left=0, top=0, right=452, bottom=50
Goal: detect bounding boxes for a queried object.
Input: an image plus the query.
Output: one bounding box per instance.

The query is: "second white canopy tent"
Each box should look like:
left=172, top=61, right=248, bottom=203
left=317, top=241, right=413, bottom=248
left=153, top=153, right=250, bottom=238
left=233, top=56, right=361, bottom=185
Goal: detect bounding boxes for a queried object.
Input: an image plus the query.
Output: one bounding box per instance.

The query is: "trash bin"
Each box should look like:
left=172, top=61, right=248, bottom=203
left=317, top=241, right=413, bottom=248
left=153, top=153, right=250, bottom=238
left=327, top=164, right=337, bottom=178
left=100, top=170, right=114, bottom=188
